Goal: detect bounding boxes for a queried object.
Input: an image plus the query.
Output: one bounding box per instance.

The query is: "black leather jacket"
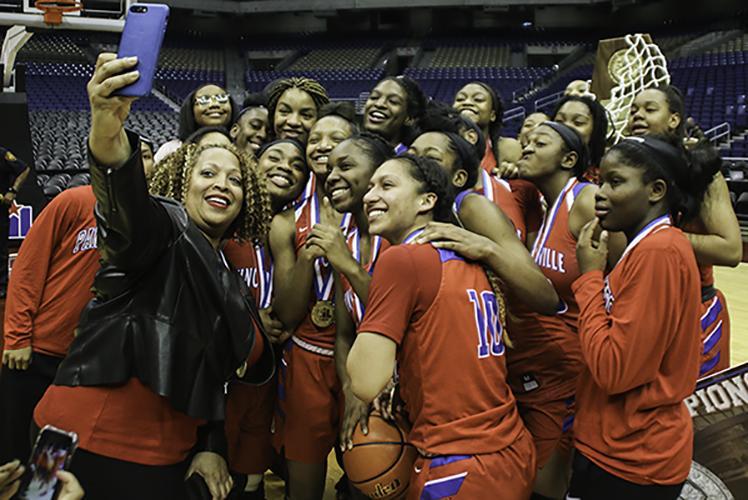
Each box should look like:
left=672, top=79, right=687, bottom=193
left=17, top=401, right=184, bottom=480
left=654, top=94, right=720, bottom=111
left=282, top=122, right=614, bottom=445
left=54, top=132, right=274, bottom=447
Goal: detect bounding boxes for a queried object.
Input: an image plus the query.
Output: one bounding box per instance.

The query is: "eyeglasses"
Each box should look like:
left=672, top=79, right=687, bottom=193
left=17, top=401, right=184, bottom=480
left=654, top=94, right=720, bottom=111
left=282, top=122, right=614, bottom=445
left=194, top=94, right=230, bottom=106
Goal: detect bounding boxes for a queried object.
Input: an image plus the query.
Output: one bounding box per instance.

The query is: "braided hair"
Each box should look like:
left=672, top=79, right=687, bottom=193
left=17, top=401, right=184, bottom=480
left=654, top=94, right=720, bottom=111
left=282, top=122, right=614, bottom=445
left=149, top=142, right=271, bottom=243
left=265, top=77, right=330, bottom=135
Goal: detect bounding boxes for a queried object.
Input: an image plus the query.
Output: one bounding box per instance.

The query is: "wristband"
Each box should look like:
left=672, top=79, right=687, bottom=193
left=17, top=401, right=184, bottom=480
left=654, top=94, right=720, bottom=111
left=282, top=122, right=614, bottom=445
left=8, top=187, right=16, bottom=194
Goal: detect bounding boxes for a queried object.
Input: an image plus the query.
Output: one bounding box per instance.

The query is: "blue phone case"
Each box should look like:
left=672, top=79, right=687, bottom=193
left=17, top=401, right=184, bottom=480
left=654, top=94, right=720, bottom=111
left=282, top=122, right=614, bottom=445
left=115, top=3, right=169, bottom=97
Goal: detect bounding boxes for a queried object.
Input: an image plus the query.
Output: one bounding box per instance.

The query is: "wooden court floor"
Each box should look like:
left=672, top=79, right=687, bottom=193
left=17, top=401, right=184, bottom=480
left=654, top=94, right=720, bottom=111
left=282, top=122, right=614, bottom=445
left=714, top=263, right=748, bottom=366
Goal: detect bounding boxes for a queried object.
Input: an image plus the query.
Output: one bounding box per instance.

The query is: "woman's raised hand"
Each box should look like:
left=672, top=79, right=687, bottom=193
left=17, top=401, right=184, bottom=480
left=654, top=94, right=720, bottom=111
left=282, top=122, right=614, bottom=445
left=87, top=53, right=140, bottom=167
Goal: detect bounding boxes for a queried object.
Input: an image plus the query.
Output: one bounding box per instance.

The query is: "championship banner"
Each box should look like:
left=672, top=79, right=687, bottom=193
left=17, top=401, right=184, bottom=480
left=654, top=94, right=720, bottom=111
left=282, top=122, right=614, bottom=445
left=681, top=362, right=748, bottom=499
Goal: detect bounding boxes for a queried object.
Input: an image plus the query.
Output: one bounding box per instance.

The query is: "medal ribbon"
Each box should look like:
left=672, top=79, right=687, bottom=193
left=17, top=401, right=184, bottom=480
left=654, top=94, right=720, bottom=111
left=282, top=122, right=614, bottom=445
left=348, top=229, right=384, bottom=323
left=481, top=170, right=495, bottom=203
left=255, top=244, right=273, bottom=309
left=617, top=214, right=671, bottom=265
left=311, top=191, right=353, bottom=301
left=294, top=175, right=316, bottom=217
left=403, top=228, right=425, bottom=245
left=531, top=178, right=577, bottom=260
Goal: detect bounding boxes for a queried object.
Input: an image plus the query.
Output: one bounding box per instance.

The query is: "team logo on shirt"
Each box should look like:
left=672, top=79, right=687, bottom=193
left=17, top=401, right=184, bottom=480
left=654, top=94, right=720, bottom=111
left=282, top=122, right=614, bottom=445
left=72, top=227, right=98, bottom=254
left=603, top=276, right=615, bottom=314
left=237, top=267, right=270, bottom=290
left=534, top=247, right=566, bottom=273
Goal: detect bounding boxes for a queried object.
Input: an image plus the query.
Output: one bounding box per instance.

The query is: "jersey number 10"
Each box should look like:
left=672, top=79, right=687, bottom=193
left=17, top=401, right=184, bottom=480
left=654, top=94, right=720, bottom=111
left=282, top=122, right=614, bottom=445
left=467, top=289, right=505, bottom=359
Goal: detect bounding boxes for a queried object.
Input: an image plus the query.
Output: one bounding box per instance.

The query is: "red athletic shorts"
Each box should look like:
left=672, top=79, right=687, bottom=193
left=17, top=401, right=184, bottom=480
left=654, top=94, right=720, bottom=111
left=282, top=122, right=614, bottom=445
left=700, top=289, right=730, bottom=377
left=272, top=340, right=342, bottom=464
left=517, top=395, right=575, bottom=468
left=408, top=428, right=536, bottom=500
left=225, top=378, right=277, bottom=475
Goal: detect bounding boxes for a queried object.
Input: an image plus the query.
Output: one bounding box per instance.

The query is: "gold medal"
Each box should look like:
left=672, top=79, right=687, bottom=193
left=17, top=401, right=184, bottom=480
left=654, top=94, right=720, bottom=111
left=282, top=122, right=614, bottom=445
left=311, top=300, right=335, bottom=328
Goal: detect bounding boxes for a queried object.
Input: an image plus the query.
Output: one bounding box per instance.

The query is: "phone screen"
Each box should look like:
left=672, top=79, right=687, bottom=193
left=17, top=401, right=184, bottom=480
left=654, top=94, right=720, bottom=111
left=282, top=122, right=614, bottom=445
left=13, top=426, right=77, bottom=500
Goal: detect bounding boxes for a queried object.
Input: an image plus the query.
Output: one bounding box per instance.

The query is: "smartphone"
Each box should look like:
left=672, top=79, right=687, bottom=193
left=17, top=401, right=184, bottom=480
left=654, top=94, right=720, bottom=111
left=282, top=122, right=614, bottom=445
left=12, top=426, right=78, bottom=500
left=115, top=3, right=169, bottom=97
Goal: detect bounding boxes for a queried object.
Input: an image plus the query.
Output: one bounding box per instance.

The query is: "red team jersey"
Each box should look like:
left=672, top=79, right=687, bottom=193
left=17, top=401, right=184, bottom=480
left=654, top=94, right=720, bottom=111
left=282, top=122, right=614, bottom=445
left=473, top=170, right=526, bottom=242
left=222, top=240, right=276, bottom=474
left=292, top=193, right=352, bottom=349
left=223, top=240, right=273, bottom=308
left=508, top=179, right=544, bottom=237
left=696, top=263, right=730, bottom=376
left=571, top=217, right=701, bottom=485
left=359, top=239, right=526, bottom=455
left=479, top=140, right=496, bottom=172
left=506, top=178, right=590, bottom=400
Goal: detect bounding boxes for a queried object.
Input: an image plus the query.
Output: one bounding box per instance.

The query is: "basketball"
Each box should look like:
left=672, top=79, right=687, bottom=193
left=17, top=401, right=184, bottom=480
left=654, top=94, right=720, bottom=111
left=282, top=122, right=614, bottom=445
left=342, top=412, right=417, bottom=499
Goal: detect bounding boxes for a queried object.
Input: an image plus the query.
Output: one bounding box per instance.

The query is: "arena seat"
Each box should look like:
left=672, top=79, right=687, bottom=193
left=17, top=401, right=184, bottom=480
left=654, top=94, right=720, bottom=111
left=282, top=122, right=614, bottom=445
left=289, top=48, right=380, bottom=71
left=245, top=68, right=384, bottom=100
left=736, top=192, right=748, bottom=216
left=18, top=32, right=88, bottom=63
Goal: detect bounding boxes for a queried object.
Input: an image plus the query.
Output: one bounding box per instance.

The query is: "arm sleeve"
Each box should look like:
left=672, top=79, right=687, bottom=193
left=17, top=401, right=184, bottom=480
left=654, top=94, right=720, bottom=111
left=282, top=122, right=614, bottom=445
left=2, top=195, right=67, bottom=350
left=90, top=130, right=172, bottom=270
left=571, top=249, right=683, bottom=395
left=357, top=246, right=420, bottom=345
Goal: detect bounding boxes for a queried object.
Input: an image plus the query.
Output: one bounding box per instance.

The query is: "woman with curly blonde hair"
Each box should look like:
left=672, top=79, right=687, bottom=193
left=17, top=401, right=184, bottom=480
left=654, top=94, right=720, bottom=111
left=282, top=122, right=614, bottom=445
left=33, top=54, right=275, bottom=500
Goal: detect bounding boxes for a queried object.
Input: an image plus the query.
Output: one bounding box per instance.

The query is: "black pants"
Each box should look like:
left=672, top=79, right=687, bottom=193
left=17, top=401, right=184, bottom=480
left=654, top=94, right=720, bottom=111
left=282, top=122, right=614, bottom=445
left=567, top=452, right=684, bottom=500
left=0, top=351, right=61, bottom=463
left=67, top=448, right=190, bottom=500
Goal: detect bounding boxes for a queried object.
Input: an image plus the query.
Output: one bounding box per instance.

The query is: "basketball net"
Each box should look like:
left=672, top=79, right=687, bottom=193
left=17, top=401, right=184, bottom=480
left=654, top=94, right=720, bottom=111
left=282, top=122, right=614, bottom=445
left=605, top=34, right=670, bottom=143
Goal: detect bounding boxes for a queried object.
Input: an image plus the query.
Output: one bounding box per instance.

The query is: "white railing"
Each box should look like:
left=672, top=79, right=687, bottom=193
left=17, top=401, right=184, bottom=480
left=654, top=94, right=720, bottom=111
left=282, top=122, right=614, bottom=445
left=534, top=91, right=564, bottom=112
left=503, top=106, right=526, bottom=124
left=704, top=122, right=731, bottom=145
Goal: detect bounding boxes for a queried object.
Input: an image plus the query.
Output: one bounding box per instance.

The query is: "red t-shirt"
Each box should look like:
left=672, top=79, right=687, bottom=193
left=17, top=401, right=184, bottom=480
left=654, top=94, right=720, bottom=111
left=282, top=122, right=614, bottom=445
left=359, top=243, right=525, bottom=455
left=571, top=219, right=700, bottom=485
left=34, top=304, right=266, bottom=466
left=35, top=378, right=204, bottom=465
left=3, top=186, right=99, bottom=356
